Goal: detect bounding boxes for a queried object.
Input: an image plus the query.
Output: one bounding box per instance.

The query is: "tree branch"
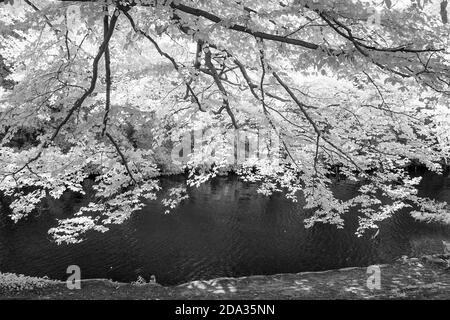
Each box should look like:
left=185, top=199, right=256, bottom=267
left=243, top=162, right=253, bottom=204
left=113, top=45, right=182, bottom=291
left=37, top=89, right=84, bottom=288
left=272, top=71, right=363, bottom=172
left=11, top=9, right=120, bottom=176
left=203, top=46, right=239, bottom=129
left=105, top=132, right=137, bottom=185
left=102, top=3, right=112, bottom=136
left=123, top=10, right=206, bottom=112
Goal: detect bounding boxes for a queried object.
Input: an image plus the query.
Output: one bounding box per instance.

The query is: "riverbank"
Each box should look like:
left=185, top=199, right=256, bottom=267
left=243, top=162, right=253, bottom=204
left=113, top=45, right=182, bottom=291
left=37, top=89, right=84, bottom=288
left=1, top=254, right=449, bottom=300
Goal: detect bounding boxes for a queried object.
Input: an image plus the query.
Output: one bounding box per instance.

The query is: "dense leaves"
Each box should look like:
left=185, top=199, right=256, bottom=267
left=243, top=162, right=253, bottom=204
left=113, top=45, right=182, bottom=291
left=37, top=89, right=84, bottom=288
left=0, top=0, right=449, bottom=243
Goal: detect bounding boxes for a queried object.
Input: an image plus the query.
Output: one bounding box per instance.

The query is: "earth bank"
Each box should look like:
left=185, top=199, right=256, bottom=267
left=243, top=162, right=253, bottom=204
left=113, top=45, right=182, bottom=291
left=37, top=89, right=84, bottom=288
left=1, top=254, right=449, bottom=300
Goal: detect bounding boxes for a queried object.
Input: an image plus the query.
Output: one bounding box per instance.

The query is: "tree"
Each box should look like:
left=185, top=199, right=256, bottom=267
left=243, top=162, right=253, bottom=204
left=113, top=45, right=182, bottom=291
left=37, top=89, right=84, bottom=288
left=0, top=0, right=449, bottom=243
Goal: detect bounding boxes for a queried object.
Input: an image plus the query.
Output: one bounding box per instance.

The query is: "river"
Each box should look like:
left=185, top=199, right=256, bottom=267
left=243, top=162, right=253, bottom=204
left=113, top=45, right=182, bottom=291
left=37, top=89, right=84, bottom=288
left=0, top=171, right=450, bottom=285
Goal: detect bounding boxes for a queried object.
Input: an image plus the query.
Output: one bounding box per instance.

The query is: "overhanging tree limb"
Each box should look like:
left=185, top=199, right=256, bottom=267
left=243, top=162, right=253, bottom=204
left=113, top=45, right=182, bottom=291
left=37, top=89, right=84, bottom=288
left=123, top=10, right=206, bottom=112
left=105, top=132, right=137, bottom=185
left=272, top=71, right=364, bottom=172
left=101, top=3, right=112, bottom=136
left=51, top=9, right=119, bottom=141
left=10, top=8, right=120, bottom=176
left=203, top=46, right=239, bottom=129
left=53, top=0, right=328, bottom=52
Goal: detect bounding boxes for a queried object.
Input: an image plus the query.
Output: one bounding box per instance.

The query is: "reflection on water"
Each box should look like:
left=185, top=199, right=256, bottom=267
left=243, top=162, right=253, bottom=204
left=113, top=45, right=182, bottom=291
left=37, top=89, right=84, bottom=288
left=0, top=172, right=450, bottom=286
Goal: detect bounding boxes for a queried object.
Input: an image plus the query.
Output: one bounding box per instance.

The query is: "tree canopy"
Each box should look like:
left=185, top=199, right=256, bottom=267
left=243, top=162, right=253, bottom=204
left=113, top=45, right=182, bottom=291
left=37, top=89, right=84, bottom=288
left=0, top=0, right=449, bottom=243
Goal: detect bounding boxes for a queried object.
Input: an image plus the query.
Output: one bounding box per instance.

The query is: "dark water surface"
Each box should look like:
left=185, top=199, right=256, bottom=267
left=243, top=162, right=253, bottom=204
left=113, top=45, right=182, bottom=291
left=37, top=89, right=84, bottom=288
left=1, top=172, right=450, bottom=286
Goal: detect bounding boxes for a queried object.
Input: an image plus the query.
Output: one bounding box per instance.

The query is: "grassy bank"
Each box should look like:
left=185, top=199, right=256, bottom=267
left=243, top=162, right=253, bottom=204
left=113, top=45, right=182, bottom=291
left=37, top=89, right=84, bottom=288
left=1, top=254, right=449, bottom=300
